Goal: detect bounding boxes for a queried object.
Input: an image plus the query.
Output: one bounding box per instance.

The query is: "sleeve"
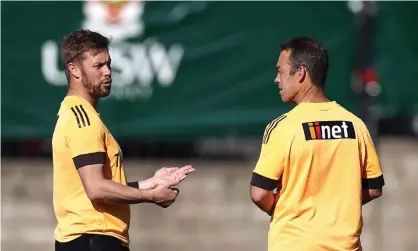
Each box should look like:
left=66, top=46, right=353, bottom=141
left=66, top=110, right=106, bottom=169
left=251, top=119, right=286, bottom=191
left=360, top=126, right=385, bottom=189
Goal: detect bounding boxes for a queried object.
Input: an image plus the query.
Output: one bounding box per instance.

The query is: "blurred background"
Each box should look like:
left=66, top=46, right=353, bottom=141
left=2, top=1, right=418, bottom=251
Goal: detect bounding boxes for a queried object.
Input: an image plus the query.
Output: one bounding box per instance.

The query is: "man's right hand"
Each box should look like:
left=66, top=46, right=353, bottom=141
left=151, top=185, right=179, bottom=208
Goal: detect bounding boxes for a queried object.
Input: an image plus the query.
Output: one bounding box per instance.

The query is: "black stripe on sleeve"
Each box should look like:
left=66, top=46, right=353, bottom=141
left=250, top=172, right=278, bottom=191
left=128, top=182, right=139, bottom=188
left=362, top=175, right=385, bottom=189
left=70, top=107, right=81, bottom=128
left=79, top=105, right=91, bottom=126
left=73, top=152, right=106, bottom=169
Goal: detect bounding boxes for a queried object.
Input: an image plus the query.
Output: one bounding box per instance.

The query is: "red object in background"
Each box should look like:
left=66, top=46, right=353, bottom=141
left=362, top=67, right=379, bottom=85
left=361, top=67, right=381, bottom=97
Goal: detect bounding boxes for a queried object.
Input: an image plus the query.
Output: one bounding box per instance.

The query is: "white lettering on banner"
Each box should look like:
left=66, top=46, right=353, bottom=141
left=41, top=40, right=184, bottom=101
left=41, top=41, right=67, bottom=86
left=41, top=0, right=185, bottom=101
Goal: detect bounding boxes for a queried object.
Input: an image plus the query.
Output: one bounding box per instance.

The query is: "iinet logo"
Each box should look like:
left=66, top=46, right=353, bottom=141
left=302, top=121, right=356, bottom=140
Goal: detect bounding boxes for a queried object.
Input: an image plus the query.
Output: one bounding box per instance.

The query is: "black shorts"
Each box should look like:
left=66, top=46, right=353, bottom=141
left=55, top=234, right=129, bottom=251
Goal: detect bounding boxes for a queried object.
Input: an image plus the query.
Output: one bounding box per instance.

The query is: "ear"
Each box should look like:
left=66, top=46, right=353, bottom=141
left=297, top=66, right=306, bottom=83
left=67, top=62, right=81, bottom=79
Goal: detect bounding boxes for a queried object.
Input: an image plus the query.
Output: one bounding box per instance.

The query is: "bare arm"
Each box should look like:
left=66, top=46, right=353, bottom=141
left=78, top=164, right=194, bottom=205
left=78, top=164, right=157, bottom=204
left=362, top=188, right=382, bottom=205
left=249, top=118, right=286, bottom=215
left=250, top=186, right=277, bottom=216
left=360, top=125, right=384, bottom=206
left=78, top=164, right=181, bottom=205
left=127, top=179, right=155, bottom=190
left=250, top=172, right=280, bottom=216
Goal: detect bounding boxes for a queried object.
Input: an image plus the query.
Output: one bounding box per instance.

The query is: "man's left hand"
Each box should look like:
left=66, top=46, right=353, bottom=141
left=152, top=165, right=195, bottom=187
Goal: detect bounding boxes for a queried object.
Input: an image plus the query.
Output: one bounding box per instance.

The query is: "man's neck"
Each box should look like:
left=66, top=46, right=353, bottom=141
left=294, top=83, right=329, bottom=105
left=67, top=87, right=98, bottom=109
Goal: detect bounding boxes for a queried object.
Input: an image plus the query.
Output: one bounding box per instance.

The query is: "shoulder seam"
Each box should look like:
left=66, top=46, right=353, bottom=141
left=263, top=114, right=287, bottom=144
left=69, top=105, right=91, bottom=128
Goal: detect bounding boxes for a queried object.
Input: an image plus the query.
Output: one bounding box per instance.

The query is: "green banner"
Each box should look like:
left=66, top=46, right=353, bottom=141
left=2, top=1, right=358, bottom=140
left=374, top=2, right=418, bottom=117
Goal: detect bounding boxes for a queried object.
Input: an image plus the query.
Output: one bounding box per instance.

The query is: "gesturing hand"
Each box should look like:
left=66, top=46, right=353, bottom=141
left=151, top=165, right=194, bottom=208
left=154, top=165, right=194, bottom=178
left=152, top=165, right=195, bottom=187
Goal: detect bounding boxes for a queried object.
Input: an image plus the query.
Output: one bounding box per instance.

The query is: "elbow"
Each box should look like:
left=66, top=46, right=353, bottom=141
left=84, top=182, right=105, bottom=201
left=85, top=188, right=102, bottom=201
left=371, top=189, right=383, bottom=199
left=250, top=193, right=264, bottom=203
left=250, top=186, right=267, bottom=203
left=86, top=189, right=102, bottom=201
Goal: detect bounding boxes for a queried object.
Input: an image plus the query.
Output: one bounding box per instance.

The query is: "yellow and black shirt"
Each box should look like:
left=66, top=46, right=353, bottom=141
left=251, top=101, right=384, bottom=251
left=52, top=95, right=130, bottom=245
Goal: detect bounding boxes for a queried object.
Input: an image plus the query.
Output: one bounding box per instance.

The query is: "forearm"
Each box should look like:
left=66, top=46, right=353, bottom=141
left=138, top=178, right=158, bottom=190
left=92, top=179, right=155, bottom=204
left=128, top=178, right=156, bottom=190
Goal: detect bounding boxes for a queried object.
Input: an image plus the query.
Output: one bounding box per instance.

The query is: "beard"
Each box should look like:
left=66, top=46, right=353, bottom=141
left=81, top=69, right=111, bottom=98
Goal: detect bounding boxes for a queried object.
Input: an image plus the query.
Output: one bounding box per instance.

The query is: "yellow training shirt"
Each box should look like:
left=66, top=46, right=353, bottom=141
left=52, top=95, right=130, bottom=245
left=251, top=101, right=384, bottom=251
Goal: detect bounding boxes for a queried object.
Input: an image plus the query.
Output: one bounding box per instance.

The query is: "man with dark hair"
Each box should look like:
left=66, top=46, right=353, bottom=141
left=52, top=29, right=195, bottom=251
left=250, top=37, right=384, bottom=251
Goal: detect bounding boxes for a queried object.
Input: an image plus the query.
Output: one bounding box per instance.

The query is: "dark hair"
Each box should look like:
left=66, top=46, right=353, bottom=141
left=61, top=29, right=111, bottom=80
left=280, top=37, right=329, bottom=88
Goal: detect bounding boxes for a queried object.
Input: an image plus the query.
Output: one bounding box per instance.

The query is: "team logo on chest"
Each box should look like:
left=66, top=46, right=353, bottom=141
left=302, top=121, right=356, bottom=140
